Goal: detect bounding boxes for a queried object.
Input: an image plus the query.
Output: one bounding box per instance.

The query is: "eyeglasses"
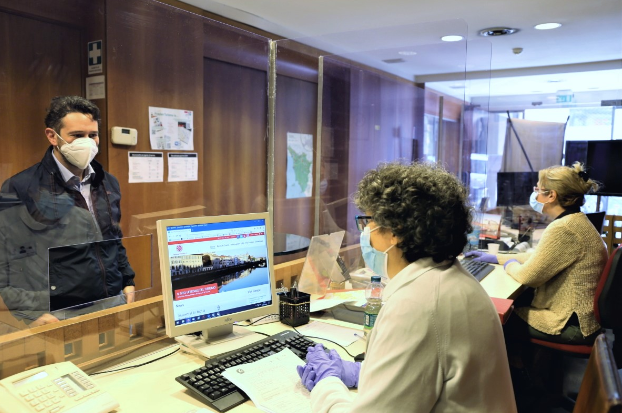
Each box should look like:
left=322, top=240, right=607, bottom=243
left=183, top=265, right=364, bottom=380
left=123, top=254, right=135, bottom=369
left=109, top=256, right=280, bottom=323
left=354, top=215, right=373, bottom=232
left=533, top=186, right=550, bottom=194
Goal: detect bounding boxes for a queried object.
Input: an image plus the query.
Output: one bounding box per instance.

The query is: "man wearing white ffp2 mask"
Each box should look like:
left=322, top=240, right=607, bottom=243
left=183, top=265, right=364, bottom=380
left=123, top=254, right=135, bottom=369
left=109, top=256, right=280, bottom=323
left=54, top=131, right=99, bottom=170
left=0, top=96, right=136, bottom=327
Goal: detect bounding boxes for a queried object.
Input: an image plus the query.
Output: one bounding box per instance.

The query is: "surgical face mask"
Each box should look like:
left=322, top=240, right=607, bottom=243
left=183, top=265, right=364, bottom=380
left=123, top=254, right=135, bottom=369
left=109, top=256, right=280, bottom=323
left=360, top=226, right=394, bottom=278
left=319, top=179, right=328, bottom=194
left=56, top=132, right=98, bottom=170
left=529, top=192, right=547, bottom=214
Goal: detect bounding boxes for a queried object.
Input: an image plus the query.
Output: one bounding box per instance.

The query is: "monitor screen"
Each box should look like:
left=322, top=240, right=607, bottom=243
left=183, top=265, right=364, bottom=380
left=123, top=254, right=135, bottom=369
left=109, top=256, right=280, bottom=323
left=156, top=212, right=277, bottom=345
left=564, top=140, right=622, bottom=196
left=496, top=172, right=539, bottom=207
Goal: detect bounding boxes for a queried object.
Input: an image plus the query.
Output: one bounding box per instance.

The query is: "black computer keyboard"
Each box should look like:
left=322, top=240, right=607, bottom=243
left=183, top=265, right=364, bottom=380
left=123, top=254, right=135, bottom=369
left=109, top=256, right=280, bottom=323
left=176, top=330, right=315, bottom=412
left=460, top=259, right=495, bottom=282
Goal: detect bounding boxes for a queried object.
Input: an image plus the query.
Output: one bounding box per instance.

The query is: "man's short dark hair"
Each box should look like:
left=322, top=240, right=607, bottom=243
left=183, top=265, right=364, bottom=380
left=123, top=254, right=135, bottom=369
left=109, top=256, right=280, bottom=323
left=44, top=96, right=101, bottom=132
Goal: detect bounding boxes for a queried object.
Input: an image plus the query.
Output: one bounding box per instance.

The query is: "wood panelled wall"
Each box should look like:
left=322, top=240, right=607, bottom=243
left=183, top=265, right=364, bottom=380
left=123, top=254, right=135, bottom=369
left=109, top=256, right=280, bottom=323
left=0, top=0, right=106, bottom=183
left=0, top=0, right=466, bottom=309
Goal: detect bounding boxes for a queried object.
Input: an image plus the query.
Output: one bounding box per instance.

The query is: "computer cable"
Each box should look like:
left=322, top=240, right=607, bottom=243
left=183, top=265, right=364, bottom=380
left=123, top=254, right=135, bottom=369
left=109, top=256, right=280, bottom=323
left=89, top=346, right=180, bottom=376
left=234, top=322, right=358, bottom=358
left=290, top=325, right=357, bottom=359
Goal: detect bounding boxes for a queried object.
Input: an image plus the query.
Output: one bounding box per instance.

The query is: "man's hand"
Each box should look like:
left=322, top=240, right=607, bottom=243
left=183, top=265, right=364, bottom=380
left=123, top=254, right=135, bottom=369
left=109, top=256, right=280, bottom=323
left=123, top=286, right=135, bottom=304
left=31, top=313, right=60, bottom=327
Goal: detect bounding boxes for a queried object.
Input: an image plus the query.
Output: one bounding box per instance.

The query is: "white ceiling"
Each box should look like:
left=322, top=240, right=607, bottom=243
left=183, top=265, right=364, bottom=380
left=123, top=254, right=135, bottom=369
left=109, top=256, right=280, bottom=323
left=179, top=0, right=622, bottom=106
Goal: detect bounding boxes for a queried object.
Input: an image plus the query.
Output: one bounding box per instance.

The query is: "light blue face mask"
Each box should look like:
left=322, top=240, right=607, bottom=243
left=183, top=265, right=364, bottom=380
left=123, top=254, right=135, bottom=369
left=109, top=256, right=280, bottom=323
left=360, top=226, right=394, bottom=278
left=529, top=192, right=546, bottom=214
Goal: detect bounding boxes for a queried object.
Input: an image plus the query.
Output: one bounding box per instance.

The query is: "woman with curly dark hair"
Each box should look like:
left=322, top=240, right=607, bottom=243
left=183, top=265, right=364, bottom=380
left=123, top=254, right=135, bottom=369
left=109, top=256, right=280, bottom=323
left=297, top=162, right=516, bottom=413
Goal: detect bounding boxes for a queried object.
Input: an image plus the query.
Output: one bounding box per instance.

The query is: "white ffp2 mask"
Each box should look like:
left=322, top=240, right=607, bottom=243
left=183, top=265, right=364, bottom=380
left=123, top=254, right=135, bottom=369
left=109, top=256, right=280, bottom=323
left=56, top=132, right=98, bottom=169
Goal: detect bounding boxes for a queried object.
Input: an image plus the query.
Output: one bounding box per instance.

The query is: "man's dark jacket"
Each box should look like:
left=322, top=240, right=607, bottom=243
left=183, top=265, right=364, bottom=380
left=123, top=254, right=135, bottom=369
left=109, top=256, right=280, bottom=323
left=0, top=147, right=135, bottom=317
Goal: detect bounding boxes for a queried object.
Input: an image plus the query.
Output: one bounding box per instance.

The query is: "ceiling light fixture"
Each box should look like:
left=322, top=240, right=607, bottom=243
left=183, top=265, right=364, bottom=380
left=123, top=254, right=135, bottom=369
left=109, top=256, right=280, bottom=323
left=398, top=51, right=417, bottom=56
left=441, top=35, right=463, bottom=42
left=535, top=23, right=562, bottom=30
left=478, top=27, right=519, bottom=37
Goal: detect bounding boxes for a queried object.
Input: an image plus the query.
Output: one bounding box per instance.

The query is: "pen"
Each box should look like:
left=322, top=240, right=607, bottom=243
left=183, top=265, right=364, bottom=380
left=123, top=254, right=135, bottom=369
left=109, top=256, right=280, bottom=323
left=291, top=281, right=298, bottom=299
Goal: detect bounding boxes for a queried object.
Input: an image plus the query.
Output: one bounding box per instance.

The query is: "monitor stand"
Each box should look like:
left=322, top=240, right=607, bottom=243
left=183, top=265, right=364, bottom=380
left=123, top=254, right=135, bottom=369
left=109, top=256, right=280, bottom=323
left=175, top=323, right=263, bottom=358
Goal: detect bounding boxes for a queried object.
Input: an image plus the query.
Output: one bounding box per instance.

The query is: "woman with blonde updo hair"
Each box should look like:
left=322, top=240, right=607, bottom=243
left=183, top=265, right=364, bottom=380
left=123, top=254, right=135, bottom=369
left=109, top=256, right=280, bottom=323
left=494, top=161, right=608, bottom=345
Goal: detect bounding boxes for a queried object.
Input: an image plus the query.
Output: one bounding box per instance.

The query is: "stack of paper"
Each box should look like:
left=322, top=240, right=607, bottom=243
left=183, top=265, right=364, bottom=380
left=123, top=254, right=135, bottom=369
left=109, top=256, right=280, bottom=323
left=222, top=349, right=312, bottom=413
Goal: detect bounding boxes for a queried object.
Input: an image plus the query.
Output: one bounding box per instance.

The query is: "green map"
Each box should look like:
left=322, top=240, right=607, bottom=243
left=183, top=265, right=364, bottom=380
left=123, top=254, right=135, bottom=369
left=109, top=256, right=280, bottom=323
left=286, top=132, right=314, bottom=198
left=288, top=147, right=312, bottom=192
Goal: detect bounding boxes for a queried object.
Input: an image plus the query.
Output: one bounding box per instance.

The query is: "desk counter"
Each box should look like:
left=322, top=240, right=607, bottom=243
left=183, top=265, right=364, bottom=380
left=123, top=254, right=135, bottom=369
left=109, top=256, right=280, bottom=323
left=94, top=320, right=365, bottom=413
left=479, top=264, right=524, bottom=300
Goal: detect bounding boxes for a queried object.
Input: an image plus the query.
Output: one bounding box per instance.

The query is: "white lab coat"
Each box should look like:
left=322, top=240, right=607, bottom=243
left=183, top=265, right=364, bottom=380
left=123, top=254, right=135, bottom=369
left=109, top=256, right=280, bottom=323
left=311, top=258, right=517, bottom=413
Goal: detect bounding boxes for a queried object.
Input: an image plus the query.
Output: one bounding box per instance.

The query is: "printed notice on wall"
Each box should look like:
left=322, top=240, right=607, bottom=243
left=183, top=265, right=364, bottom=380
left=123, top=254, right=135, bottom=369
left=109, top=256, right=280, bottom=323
left=86, top=76, right=105, bottom=100
left=286, top=132, right=314, bottom=199
left=128, top=152, right=164, bottom=183
left=149, top=107, right=194, bottom=151
left=168, top=152, right=198, bottom=182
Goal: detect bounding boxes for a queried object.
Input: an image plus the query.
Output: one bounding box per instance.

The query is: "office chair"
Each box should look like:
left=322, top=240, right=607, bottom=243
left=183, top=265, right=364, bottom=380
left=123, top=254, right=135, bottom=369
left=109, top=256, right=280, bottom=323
left=586, top=211, right=607, bottom=234
left=572, top=334, right=622, bottom=413
left=527, top=245, right=622, bottom=410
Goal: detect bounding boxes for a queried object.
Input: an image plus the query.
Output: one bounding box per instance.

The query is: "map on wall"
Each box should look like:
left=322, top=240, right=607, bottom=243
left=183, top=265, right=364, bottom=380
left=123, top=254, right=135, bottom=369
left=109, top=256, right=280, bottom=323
left=286, top=132, right=313, bottom=199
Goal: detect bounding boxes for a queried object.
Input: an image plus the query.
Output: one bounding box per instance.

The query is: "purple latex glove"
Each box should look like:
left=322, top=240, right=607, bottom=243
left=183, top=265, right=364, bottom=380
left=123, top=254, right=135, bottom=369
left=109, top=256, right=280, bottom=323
left=296, top=364, right=317, bottom=391
left=327, top=349, right=361, bottom=388
left=303, top=344, right=341, bottom=385
left=296, top=344, right=330, bottom=391
left=504, top=258, right=519, bottom=270
left=464, top=250, right=498, bottom=264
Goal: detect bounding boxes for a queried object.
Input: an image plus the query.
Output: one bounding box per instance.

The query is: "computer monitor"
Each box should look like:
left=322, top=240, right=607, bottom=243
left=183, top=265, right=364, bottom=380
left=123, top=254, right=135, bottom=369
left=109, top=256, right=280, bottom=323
left=156, top=212, right=277, bottom=355
left=496, top=172, right=539, bottom=207
left=565, top=140, right=622, bottom=196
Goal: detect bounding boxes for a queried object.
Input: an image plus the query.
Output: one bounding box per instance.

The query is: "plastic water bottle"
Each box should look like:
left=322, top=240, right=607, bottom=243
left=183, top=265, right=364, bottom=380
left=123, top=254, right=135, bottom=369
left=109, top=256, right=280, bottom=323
left=364, top=275, right=384, bottom=337
left=467, top=224, right=481, bottom=251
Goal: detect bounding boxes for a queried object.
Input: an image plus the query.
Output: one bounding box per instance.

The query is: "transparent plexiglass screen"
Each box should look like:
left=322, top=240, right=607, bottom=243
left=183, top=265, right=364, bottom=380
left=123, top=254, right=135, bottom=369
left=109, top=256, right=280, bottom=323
left=273, top=20, right=492, bottom=259
left=0, top=0, right=271, bottom=333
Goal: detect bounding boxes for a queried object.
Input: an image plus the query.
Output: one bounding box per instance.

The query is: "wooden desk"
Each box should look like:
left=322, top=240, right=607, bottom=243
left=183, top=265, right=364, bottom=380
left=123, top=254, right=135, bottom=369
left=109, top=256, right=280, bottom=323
left=93, top=320, right=364, bottom=413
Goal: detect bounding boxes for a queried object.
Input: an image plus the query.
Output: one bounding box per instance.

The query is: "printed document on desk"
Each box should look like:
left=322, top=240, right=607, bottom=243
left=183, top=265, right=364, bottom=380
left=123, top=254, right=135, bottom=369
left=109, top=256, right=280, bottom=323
left=311, top=289, right=366, bottom=312
left=222, top=349, right=311, bottom=413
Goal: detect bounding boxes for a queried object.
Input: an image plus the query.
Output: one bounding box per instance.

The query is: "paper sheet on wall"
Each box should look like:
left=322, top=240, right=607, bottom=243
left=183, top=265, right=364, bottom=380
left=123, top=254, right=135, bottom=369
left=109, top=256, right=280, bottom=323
left=149, top=106, right=194, bottom=150
left=286, top=132, right=313, bottom=199
left=128, top=152, right=163, bottom=183
left=222, top=349, right=311, bottom=413
left=86, top=75, right=105, bottom=100
left=168, top=152, right=198, bottom=182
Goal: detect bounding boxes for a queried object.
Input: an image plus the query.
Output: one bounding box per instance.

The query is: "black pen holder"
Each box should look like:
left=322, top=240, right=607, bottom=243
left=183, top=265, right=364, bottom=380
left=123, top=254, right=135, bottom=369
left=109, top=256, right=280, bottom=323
left=279, top=291, right=310, bottom=327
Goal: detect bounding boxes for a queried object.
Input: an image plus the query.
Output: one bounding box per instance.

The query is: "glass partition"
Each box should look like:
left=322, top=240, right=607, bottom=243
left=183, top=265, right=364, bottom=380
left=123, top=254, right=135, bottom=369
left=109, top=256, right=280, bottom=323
left=0, top=0, right=272, bottom=334
left=271, top=20, right=492, bottom=262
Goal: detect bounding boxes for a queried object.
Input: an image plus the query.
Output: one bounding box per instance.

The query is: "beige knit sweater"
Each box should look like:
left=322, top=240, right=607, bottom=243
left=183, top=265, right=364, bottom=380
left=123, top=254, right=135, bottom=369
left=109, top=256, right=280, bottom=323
left=498, top=212, right=608, bottom=336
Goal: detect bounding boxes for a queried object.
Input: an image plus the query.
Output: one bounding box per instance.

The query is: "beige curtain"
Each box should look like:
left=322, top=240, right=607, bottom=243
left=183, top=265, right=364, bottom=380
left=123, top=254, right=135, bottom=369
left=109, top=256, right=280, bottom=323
left=501, top=118, right=567, bottom=172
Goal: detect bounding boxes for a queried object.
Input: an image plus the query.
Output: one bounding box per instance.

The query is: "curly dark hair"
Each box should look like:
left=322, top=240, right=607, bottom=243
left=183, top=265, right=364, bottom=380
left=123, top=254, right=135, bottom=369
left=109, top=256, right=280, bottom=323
left=353, top=162, right=473, bottom=263
left=44, top=96, right=101, bottom=132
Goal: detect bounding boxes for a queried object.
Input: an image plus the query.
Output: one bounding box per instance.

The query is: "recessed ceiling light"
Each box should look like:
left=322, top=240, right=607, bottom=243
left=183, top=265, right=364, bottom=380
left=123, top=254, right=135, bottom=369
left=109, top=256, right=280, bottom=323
left=398, top=51, right=417, bottom=56
left=535, top=23, right=562, bottom=30
left=547, top=79, right=563, bottom=83
left=532, top=90, right=543, bottom=93
left=478, top=27, right=519, bottom=37
left=588, top=87, right=599, bottom=90
left=441, top=35, right=463, bottom=42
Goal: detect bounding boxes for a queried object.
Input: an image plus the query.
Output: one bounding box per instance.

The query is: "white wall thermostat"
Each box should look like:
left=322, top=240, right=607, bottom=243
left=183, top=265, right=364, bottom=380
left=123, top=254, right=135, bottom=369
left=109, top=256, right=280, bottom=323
left=111, top=126, right=137, bottom=146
